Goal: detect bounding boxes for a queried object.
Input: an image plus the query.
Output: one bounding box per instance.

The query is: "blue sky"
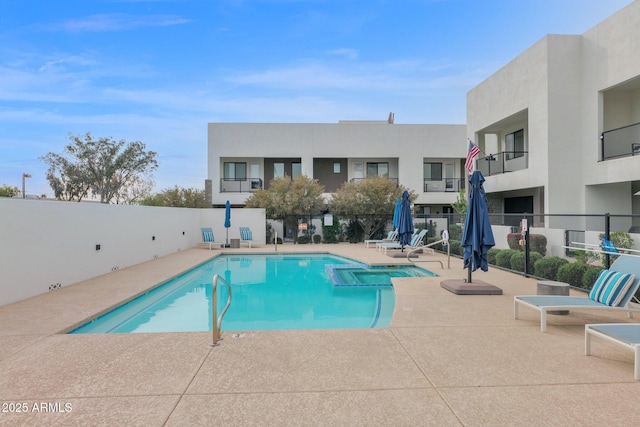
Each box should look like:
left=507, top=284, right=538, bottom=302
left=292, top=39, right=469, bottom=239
left=0, top=0, right=634, bottom=198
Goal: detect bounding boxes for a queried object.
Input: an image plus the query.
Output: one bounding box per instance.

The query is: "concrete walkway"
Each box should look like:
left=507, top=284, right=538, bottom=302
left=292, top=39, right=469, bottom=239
left=1, top=244, right=639, bottom=426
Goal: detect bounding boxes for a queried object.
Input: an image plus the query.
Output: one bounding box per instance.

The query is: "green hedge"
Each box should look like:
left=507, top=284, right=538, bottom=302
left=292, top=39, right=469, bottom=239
left=448, top=224, right=463, bottom=241
left=487, top=248, right=501, bottom=265
left=533, top=256, right=569, bottom=281
left=448, top=240, right=462, bottom=256
left=557, top=262, right=588, bottom=287
left=495, top=249, right=519, bottom=268
left=581, top=266, right=603, bottom=291
left=510, top=251, right=542, bottom=273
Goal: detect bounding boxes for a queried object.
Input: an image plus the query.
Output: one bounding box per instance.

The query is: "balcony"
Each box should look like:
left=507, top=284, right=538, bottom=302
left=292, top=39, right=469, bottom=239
left=601, top=122, right=640, bottom=161
left=423, top=178, right=465, bottom=192
left=349, top=177, right=399, bottom=185
left=220, top=178, right=263, bottom=193
left=476, top=151, right=528, bottom=177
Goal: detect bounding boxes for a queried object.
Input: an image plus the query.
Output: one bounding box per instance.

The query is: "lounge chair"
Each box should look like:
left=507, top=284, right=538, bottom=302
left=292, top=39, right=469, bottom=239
left=364, top=230, right=398, bottom=248
left=514, top=255, right=640, bottom=332
left=239, top=226, right=254, bottom=248
left=377, top=229, right=428, bottom=254
left=585, top=323, right=640, bottom=380
left=200, top=227, right=217, bottom=250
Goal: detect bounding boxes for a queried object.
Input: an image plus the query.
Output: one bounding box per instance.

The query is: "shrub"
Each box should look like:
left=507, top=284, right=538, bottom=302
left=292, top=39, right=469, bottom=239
left=496, top=249, right=519, bottom=269
left=313, top=234, right=322, bottom=244
left=322, top=215, right=342, bottom=243
left=344, top=219, right=364, bottom=243
left=506, top=233, right=547, bottom=257
left=530, top=235, right=547, bottom=257
left=510, top=251, right=542, bottom=273
left=557, top=262, right=588, bottom=287
left=507, top=233, right=522, bottom=250
left=487, top=248, right=501, bottom=265
left=297, top=235, right=310, bottom=244
left=582, top=266, right=603, bottom=291
left=448, top=224, right=463, bottom=241
left=448, top=240, right=462, bottom=256
left=599, top=231, right=635, bottom=266
left=534, top=256, right=569, bottom=281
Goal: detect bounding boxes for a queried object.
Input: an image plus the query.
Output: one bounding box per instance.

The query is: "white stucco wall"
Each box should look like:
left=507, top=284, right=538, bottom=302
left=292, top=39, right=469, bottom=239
left=208, top=122, right=466, bottom=206
left=0, top=198, right=265, bottom=306
left=467, top=0, right=640, bottom=220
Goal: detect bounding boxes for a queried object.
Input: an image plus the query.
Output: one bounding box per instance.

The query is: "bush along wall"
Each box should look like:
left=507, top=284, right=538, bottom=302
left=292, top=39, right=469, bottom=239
left=495, top=249, right=519, bottom=269
left=557, top=262, right=589, bottom=287
left=533, top=256, right=569, bottom=281
left=582, top=266, right=603, bottom=291
left=510, top=251, right=542, bottom=274
left=506, top=233, right=547, bottom=256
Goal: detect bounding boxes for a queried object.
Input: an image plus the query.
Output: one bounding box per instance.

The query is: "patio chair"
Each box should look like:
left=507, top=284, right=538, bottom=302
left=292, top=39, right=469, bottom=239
left=585, top=323, right=640, bottom=380
left=377, top=229, right=428, bottom=254
left=364, top=230, right=398, bottom=248
left=200, top=227, right=217, bottom=250
left=514, top=255, right=640, bottom=332
left=239, top=226, right=254, bottom=248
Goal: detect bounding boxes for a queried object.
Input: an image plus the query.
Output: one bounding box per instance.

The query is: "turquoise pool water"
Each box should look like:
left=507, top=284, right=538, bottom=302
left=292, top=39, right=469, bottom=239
left=70, top=254, right=434, bottom=334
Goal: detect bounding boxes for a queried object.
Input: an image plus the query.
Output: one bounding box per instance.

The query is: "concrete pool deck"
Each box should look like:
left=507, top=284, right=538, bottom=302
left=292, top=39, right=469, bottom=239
left=1, top=243, right=640, bottom=426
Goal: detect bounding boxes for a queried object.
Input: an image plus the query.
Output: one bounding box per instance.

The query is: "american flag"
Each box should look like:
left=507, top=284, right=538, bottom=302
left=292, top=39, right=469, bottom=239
left=465, top=140, right=480, bottom=173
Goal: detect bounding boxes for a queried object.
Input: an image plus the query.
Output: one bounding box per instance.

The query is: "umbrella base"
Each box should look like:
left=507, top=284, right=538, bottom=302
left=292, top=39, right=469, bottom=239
left=440, top=279, right=502, bottom=295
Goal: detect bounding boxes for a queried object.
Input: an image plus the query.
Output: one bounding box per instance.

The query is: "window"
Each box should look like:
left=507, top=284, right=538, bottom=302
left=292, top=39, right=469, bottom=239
left=273, top=162, right=285, bottom=178
left=366, top=162, right=389, bottom=178
left=333, top=162, right=341, bottom=173
left=292, top=162, right=302, bottom=179
left=224, top=162, right=247, bottom=180
left=505, top=129, right=524, bottom=160
left=423, top=162, right=442, bottom=180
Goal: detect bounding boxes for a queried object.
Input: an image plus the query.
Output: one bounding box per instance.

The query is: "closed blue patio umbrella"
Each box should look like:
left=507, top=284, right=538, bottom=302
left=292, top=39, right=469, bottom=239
left=462, top=171, right=495, bottom=282
left=224, top=200, right=231, bottom=247
left=397, top=190, right=414, bottom=251
left=392, top=198, right=402, bottom=230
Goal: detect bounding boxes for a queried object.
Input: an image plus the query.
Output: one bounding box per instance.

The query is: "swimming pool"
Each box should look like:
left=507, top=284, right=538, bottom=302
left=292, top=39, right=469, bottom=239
left=70, top=254, right=435, bottom=334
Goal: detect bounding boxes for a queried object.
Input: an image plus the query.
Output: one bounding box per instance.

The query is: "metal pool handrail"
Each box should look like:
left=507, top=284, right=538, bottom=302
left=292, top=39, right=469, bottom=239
left=406, top=238, right=448, bottom=269
left=211, top=273, right=232, bottom=346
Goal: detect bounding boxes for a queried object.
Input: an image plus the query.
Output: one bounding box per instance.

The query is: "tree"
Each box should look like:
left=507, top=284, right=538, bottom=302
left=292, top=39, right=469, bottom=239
left=329, top=176, right=413, bottom=240
left=140, top=186, right=208, bottom=208
left=0, top=184, right=20, bottom=198
left=246, top=175, right=325, bottom=217
left=245, top=175, right=325, bottom=241
left=451, top=189, right=468, bottom=214
left=40, top=133, right=158, bottom=203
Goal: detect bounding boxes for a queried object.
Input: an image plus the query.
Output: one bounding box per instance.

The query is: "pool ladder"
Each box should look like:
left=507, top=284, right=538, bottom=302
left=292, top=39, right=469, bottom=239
left=211, top=273, right=233, bottom=346
left=406, top=238, right=449, bottom=269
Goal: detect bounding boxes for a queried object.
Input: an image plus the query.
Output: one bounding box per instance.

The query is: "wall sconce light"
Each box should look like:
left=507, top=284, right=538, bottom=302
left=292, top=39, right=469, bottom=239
left=152, top=236, right=156, bottom=241
left=96, top=244, right=101, bottom=251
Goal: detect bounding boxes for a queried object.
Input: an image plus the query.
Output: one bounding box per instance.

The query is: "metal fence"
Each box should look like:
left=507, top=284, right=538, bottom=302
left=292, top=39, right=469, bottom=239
left=264, top=212, right=640, bottom=292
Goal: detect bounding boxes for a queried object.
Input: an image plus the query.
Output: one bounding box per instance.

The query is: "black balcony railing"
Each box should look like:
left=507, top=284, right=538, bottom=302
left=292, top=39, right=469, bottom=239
left=601, top=121, right=640, bottom=161
left=220, top=178, right=263, bottom=193
left=476, top=151, right=528, bottom=177
left=423, top=178, right=465, bottom=192
left=349, top=177, right=399, bottom=185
